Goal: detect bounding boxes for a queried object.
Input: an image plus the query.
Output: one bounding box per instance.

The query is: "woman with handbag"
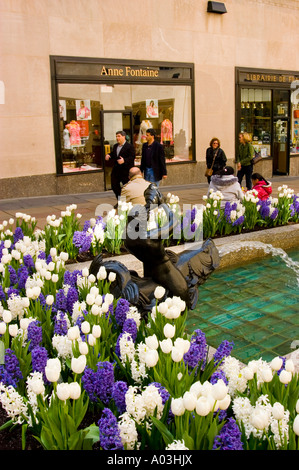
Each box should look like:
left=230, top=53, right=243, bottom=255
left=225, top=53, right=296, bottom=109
left=205, top=138, right=227, bottom=183
left=236, top=132, right=254, bottom=190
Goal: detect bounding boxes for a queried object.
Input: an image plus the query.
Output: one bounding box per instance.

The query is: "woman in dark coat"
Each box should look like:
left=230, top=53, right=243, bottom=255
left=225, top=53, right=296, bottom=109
left=205, top=137, right=227, bottom=183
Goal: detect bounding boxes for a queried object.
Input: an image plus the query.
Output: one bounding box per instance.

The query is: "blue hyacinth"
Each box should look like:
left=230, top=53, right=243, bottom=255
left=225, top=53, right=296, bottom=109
left=98, top=408, right=123, bottom=450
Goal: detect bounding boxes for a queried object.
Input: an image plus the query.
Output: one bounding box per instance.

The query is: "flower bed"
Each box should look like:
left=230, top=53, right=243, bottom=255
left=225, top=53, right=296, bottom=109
left=0, top=186, right=299, bottom=451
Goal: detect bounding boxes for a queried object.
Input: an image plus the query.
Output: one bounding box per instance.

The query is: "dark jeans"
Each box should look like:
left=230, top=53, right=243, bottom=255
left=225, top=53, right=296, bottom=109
left=237, top=164, right=253, bottom=190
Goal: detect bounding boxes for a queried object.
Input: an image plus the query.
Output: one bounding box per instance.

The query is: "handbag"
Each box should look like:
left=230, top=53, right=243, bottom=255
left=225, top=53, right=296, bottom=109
left=205, top=149, right=218, bottom=177
left=252, top=151, right=262, bottom=165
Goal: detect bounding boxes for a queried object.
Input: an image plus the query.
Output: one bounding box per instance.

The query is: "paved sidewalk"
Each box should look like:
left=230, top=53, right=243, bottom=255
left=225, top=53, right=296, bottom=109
left=1, top=175, right=299, bottom=229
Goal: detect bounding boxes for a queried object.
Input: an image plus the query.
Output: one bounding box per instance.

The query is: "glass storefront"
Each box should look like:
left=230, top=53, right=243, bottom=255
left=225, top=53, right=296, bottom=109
left=236, top=68, right=299, bottom=176
left=51, top=57, right=195, bottom=185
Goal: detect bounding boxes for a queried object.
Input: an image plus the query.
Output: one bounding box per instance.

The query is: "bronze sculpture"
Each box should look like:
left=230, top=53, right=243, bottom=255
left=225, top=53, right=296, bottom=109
left=89, top=184, right=220, bottom=317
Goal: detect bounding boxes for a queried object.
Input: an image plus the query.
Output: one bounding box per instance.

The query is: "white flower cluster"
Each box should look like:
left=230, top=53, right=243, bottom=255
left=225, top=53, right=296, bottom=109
left=125, top=384, right=164, bottom=424
left=233, top=394, right=290, bottom=447
left=166, top=439, right=189, bottom=450
left=243, top=189, right=259, bottom=203
left=277, top=184, right=294, bottom=199
left=0, top=383, right=28, bottom=425
left=171, top=378, right=230, bottom=417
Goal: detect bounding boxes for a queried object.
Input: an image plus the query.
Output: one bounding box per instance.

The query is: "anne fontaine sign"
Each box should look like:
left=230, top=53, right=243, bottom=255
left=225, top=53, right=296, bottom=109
left=100, top=65, right=159, bottom=78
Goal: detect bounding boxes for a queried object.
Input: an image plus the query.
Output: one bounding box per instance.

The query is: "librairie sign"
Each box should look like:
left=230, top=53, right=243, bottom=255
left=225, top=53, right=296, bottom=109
left=100, top=65, right=159, bottom=78
left=239, top=70, right=299, bottom=85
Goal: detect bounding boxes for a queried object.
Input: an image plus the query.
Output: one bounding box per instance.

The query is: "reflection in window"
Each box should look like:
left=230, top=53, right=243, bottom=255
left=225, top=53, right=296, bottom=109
left=58, top=83, right=193, bottom=173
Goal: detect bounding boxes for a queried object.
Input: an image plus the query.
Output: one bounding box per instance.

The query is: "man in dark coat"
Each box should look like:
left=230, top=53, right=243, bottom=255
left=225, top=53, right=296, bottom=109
left=140, top=128, right=167, bottom=186
left=105, top=130, right=135, bottom=202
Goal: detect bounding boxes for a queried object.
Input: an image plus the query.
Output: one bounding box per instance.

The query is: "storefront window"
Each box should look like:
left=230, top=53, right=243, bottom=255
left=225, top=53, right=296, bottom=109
left=58, top=83, right=193, bottom=173
left=291, top=83, right=299, bottom=155
left=240, top=88, right=271, bottom=157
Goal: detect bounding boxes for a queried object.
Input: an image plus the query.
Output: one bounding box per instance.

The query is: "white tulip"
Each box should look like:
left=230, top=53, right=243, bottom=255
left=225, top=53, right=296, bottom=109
left=250, top=409, right=269, bottom=430
left=52, top=274, right=59, bottom=283
left=97, top=266, right=107, bottom=280
left=82, top=268, right=89, bottom=277
left=285, top=359, right=295, bottom=373
left=92, top=325, right=102, bottom=338
left=242, top=366, right=254, bottom=380
left=88, top=274, right=96, bottom=284
left=67, top=325, right=80, bottom=341
left=0, top=322, right=6, bottom=334
left=211, top=379, right=228, bottom=401
left=57, top=383, right=70, bottom=401
left=163, top=323, right=175, bottom=339
left=20, top=318, right=30, bottom=330
left=296, top=399, right=299, bottom=414
left=145, top=349, right=159, bottom=368
left=105, top=293, right=114, bottom=305
left=86, top=293, right=95, bottom=306
left=88, top=334, right=96, bottom=346
left=196, top=396, right=211, bottom=416
left=293, top=415, right=299, bottom=436
left=91, top=304, right=100, bottom=316
left=50, top=248, right=57, bottom=258
left=171, top=398, right=185, bottom=416
left=9, top=324, right=18, bottom=337
left=46, top=295, right=54, bottom=306
left=272, top=402, right=285, bottom=420
left=270, top=357, right=283, bottom=371
left=157, top=302, right=168, bottom=315
left=3, top=309, right=12, bottom=323
left=69, top=382, right=81, bottom=400
left=189, top=381, right=202, bottom=398
left=145, top=334, right=159, bottom=350
left=79, top=341, right=89, bottom=355
left=154, top=286, right=166, bottom=300
left=71, top=355, right=86, bottom=374
left=108, top=272, right=116, bottom=282
left=218, top=394, right=231, bottom=410
left=45, top=358, right=61, bottom=382
left=81, top=321, right=90, bottom=334
left=183, top=392, right=197, bottom=411
left=261, top=366, right=273, bottom=383
left=171, top=346, right=184, bottom=363
left=279, top=370, right=292, bottom=384
left=159, top=338, right=173, bottom=354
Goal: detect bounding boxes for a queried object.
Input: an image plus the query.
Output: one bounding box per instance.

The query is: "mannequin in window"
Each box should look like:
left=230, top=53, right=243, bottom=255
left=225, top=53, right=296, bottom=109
left=66, top=121, right=81, bottom=145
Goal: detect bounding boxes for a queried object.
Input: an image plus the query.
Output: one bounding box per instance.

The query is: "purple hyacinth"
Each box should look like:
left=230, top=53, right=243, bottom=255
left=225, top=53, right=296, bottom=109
left=37, top=251, right=46, bottom=260
left=23, top=254, right=35, bottom=273
left=82, top=361, right=114, bottom=404
left=183, top=329, right=207, bottom=369
left=54, top=311, right=68, bottom=336
left=98, top=408, right=123, bottom=450
left=213, top=340, right=234, bottom=366
left=8, top=266, right=18, bottom=286
left=213, top=417, right=243, bottom=450
left=31, top=346, right=48, bottom=383
left=17, top=265, right=29, bottom=290
left=66, top=286, right=79, bottom=314
left=114, top=298, right=130, bottom=327
left=122, top=318, right=137, bottom=342
left=55, top=289, right=67, bottom=311
left=13, top=226, right=24, bottom=243
left=0, top=348, right=23, bottom=387
left=210, top=368, right=228, bottom=385
left=112, top=381, right=128, bottom=414
left=27, top=320, right=42, bottom=352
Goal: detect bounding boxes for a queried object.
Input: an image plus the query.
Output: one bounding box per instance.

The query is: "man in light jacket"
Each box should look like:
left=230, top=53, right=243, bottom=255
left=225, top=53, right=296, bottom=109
left=120, top=167, right=151, bottom=205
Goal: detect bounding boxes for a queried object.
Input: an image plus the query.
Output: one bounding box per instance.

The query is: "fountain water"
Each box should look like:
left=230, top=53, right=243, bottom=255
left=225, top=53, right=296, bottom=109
left=218, top=241, right=299, bottom=278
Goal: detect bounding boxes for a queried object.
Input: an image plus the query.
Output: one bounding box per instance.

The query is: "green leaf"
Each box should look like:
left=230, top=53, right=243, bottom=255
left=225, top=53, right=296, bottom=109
left=151, top=416, right=174, bottom=446
left=182, top=430, right=194, bottom=450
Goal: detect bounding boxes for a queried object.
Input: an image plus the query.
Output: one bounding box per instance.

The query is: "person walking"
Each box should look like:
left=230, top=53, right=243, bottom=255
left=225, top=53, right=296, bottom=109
left=140, top=128, right=167, bottom=186
left=205, top=137, right=227, bottom=183
left=105, top=131, right=135, bottom=204
left=236, top=132, right=254, bottom=190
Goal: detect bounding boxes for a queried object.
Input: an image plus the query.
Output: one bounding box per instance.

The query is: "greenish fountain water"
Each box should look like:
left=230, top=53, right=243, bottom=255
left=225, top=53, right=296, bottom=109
left=187, top=246, right=299, bottom=363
